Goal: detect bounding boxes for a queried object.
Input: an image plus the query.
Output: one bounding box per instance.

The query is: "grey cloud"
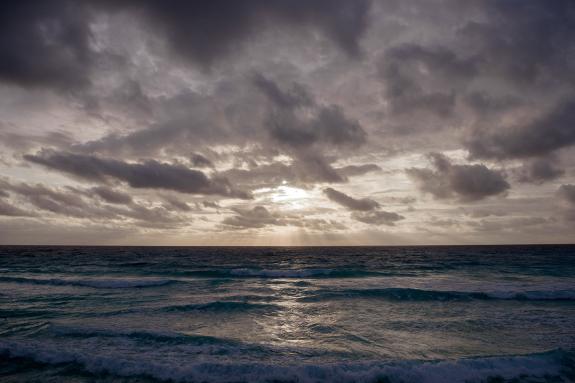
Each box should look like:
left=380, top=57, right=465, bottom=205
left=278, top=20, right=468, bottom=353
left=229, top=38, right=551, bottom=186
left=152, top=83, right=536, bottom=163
left=1, top=178, right=186, bottom=227
left=407, top=152, right=510, bottom=202
left=293, top=153, right=346, bottom=184
left=253, top=74, right=313, bottom=110
left=203, top=201, right=220, bottom=209
left=222, top=155, right=347, bottom=188
left=91, top=186, right=133, bottom=205
left=268, top=104, right=366, bottom=150
left=190, top=153, right=214, bottom=168
left=222, top=205, right=346, bottom=231
left=335, top=164, right=381, bottom=178
left=0, top=0, right=371, bottom=90
left=557, top=184, right=575, bottom=206
left=255, top=75, right=366, bottom=150
left=222, top=206, right=282, bottom=229
left=351, top=210, right=404, bottom=226
left=0, top=0, right=93, bottom=89
left=379, top=44, right=476, bottom=117
left=162, top=197, right=193, bottom=212
left=458, top=0, right=575, bottom=86
left=467, top=99, right=575, bottom=160
left=24, top=150, right=251, bottom=199
left=0, top=129, right=74, bottom=151
left=104, top=0, right=370, bottom=68
left=323, top=188, right=379, bottom=211
left=0, top=200, right=33, bottom=217
left=515, top=158, right=564, bottom=185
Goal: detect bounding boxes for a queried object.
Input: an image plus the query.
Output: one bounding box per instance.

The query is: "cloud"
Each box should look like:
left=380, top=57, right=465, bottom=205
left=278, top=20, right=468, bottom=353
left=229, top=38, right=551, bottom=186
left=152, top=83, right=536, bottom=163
left=258, top=76, right=366, bottom=150
left=0, top=177, right=187, bottom=228
left=0, top=0, right=93, bottom=89
left=162, top=197, right=193, bottom=212
left=322, top=187, right=405, bottom=226
left=203, top=201, right=220, bottom=209
left=0, top=0, right=371, bottom=92
left=222, top=206, right=281, bottom=229
left=106, top=0, right=370, bottom=68
left=557, top=184, right=575, bottom=206
left=467, top=99, right=575, bottom=160
left=253, top=73, right=313, bottom=110
left=221, top=205, right=346, bottom=231
left=407, top=152, right=510, bottom=202
left=24, top=150, right=251, bottom=199
left=335, top=164, right=381, bottom=178
left=379, top=44, right=475, bottom=117
left=91, top=186, right=133, bottom=205
left=190, top=153, right=214, bottom=168
left=351, top=211, right=404, bottom=226
left=323, top=187, right=379, bottom=211
left=457, top=0, right=575, bottom=86
left=0, top=200, right=33, bottom=217
left=515, top=158, right=564, bottom=184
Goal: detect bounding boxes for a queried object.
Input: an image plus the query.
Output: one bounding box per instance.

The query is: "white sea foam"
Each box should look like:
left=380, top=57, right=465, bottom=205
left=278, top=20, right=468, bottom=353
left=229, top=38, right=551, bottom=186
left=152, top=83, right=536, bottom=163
left=0, top=339, right=571, bottom=383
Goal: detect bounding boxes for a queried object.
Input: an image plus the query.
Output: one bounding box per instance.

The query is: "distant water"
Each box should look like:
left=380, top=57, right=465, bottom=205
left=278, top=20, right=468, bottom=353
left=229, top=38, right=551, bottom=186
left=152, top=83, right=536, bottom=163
left=1, top=245, right=574, bottom=383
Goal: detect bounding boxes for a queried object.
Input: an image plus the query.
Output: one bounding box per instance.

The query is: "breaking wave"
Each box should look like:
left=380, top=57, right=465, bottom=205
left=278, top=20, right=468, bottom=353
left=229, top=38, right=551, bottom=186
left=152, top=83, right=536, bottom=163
left=0, top=339, right=572, bottom=383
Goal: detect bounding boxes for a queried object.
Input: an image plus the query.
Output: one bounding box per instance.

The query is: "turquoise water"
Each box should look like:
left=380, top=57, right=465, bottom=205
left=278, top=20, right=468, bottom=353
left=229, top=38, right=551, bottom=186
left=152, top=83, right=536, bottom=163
left=1, top=245, right=574, bottom=382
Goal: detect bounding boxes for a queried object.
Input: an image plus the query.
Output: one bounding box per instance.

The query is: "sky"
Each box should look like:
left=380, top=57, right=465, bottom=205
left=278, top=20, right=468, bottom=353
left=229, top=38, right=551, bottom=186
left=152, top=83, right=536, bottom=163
left=0, top=0, right=574, bottom=245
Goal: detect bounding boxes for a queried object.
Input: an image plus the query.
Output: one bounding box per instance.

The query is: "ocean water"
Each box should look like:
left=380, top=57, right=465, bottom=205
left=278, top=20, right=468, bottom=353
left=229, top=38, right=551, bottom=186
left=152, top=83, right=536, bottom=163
left=0, top=245, right=574, bottom=383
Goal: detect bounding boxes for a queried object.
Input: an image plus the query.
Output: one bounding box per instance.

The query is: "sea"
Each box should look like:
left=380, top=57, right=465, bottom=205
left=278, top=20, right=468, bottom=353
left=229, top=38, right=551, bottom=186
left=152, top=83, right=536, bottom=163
left=0, top=245, right=574, bottom=382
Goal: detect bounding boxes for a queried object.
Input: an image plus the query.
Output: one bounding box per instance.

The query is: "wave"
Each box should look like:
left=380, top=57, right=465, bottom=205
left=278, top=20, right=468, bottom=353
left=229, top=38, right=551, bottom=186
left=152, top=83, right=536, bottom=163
left=301, top=287, right=575, bottom=302
left=160, top=301, right=279, bottom=313
left=48, top=325, right=242, bottom=347
left=0, top=339, right=572, bottom=383
left=0, top=276, right=174, bottom=289
left=180, top=268, right=394, bottom=279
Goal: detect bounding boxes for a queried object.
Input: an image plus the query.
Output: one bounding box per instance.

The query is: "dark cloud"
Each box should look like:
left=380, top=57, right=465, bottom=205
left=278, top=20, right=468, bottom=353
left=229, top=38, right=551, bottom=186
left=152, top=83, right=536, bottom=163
left=351, top=210, right=404, bottom=226
left=323, top=187, right=379, bottom=211
left=203, top=201, right=220, bottom=209
left=407, top=153, right=510, bottom=202
left=0, top=200, right=33, bottom=217
left=335, top=164, right=381, bottom=178
left=91, top=186, right=133, bottom=205
left=0, top=178, right=186, bottom=227
left=557, top=184, right=575, bottom=206
left=253, top=74, right=313, bottom=110
left=0, top=0, right=371, bottom=91
left=162, top=197, right=193, bottom=212
left=458, top=0, right=575, bottom=86
left=467, top=99, right=575, bottom=160
left=190, top=153, right=214, bottom=168
left=222, top=206, right=281, bottom=229
left=24, top=150, right=251, bottom=199
left=0, top=129, right=74, bottom=151
left=254, top=75, right=366, bottom=150
left=0, top=0, right=93, bottom=89
left=515, top=158, right=564, bottom=185
left=105, top=0, right=370, bottom=68
left=379, top=44, right=475, bottom=118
